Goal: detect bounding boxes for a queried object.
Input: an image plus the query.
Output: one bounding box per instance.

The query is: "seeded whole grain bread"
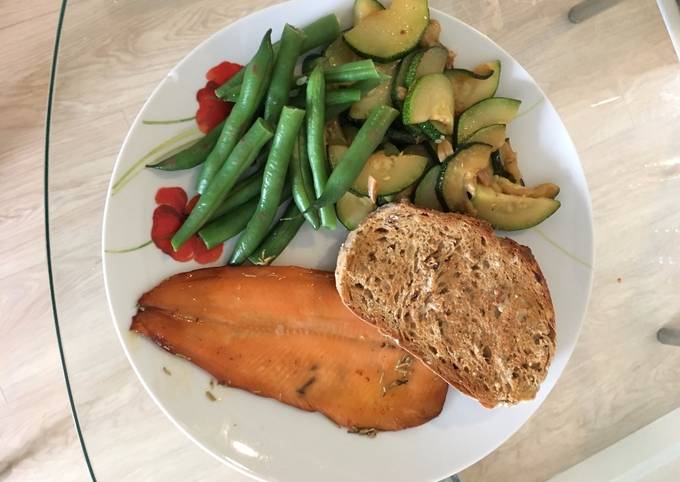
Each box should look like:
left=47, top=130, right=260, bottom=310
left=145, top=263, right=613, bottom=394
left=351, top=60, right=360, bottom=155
left=335, top=202, right=556, bottom=408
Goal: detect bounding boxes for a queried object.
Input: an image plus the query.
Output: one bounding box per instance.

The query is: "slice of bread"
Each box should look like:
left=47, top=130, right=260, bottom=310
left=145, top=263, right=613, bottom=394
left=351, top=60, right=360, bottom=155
left=336, top=202, right=556, bottom=408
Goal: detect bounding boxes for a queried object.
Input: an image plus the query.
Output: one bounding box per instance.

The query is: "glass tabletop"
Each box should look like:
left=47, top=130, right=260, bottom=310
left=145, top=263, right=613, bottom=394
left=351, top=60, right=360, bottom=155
left=46, top=1, right=680, bottom=481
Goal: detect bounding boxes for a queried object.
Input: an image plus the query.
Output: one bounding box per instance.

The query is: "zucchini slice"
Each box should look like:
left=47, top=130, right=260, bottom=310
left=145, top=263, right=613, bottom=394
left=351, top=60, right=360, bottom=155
left=415, top=165, right=444, bottom=211
left=352, top=150, right=429, bottom=196
left=328, top=144, right=348, bottom=169
left=470, top=184, right=560, bottom=231
left=403, top=73, right=455, bottom=135
left=378, top=184, right=416, bottom=205
left=419, top=19, right=442, bottom=48
left=418, top=121, right=447, bottom=141
left=462, top=124, right=507, bottom=150
left=326, top=119, right=348, bottom=146
left=391, top=51, right=418, bottom=107
left=381, top=141, right=401, bottom=156
left=491, top=139, right=523, bottom=184
left=437, top=143, right=493, bottom=212
left=446, top=60, right=501, bottom=114
left=336, top=191, right=377, bottom=230
left=456, top=97, right=521, bottom=145
left=402, top=143, right=432, bottom=160
left=344, top=0, right=430, bottom=62
left=349, top=62, right=396, bottom=120
left=324, top=37, right=362, bottom=67
left=492, top=176, right=560, bottom=199
left=353, top=0, right=385, bottom=25
left=349, top=78, right=392, bottom=120
left=404, top=46, right=448, bottom=89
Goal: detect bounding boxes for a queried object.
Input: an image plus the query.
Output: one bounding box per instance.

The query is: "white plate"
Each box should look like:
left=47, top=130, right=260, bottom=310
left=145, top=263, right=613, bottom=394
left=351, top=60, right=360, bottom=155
left=102, top=1, right=594, bottom=481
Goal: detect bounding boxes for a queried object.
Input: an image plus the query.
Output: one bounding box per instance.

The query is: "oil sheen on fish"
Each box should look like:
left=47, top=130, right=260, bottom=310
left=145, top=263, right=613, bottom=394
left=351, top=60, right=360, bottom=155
left=131, top=266, right=448, bottom=431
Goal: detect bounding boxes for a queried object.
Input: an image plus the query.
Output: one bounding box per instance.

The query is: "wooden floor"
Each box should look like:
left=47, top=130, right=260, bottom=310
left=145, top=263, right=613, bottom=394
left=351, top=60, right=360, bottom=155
left=2, top=0, right=680, bottom=481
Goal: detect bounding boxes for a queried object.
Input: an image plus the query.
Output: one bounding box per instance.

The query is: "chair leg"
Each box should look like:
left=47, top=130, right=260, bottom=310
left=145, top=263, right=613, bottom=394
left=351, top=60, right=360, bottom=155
left=568, top=0, right=627, bottom=23
left=658, top=328, right=680, bottom=347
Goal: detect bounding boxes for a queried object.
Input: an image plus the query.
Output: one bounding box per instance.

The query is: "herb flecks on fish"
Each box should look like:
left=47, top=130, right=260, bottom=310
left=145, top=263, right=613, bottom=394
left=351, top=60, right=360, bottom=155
left=296, top=376, right=317, bottom=395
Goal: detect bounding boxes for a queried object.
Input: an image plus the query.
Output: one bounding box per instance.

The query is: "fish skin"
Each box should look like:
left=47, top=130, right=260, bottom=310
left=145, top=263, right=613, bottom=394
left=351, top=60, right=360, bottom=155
left=131, top=266, right=448, bottom=430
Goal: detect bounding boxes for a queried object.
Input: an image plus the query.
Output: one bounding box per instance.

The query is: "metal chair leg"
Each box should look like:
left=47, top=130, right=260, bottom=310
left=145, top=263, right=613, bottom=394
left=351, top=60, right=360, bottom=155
left=568, top=0, right=627, bottom=23
left=658, top=328, right=680, bottom=346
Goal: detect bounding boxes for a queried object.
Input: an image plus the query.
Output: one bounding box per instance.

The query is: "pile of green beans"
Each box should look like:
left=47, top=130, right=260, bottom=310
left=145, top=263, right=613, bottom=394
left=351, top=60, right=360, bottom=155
left=171, top=118, right=274, bottom=251
left=229, top=106, right=306, bottom=265
left=161, top=16, right=401, bottom=265
left=215, top=14, right=341, bottom=100
left=195, top=30, right=275, bottom=194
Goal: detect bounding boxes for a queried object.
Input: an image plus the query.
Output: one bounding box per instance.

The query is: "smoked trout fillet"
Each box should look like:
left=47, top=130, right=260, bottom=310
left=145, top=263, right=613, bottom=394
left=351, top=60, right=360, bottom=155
left=131, top=266, right=447, bottom=430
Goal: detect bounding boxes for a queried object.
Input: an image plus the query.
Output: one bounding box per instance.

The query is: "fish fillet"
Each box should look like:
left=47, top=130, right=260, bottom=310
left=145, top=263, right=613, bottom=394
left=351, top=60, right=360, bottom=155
left=131, top=266, right=447, bottom=431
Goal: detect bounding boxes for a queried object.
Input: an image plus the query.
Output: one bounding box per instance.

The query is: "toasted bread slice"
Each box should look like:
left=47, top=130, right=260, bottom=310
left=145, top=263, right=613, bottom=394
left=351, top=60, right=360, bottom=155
left=336, top=202, right=556, bottom=408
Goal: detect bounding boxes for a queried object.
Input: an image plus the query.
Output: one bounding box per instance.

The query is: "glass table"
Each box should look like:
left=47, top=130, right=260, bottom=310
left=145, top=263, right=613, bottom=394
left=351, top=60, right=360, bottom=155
left=46, top=0, right=680, bottom=480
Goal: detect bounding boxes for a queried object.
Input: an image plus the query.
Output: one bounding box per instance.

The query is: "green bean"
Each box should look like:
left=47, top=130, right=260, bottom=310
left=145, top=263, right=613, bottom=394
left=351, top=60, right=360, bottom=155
left=291, top=125, right=320, bottom=229
left=229, top=107, right=306, bottom=265
left=264, top=24, right=305, bottom=125
left=215, top=14, right=341, bottom=99
left=196, top=30, right=274, bottom=194
left=208, top=169, right=264, bottom=221
left=211, top=173, right=291, bottom=224
left=198, top=198, right=259, bottom=249
left=299, top=14, right=341, bottom=53
left=292, top=88, right=361, bottom=110
left=325, top=89, right=362, bottom=105
left=171, top=118, right=274, bottom=250
left=325, top=60, right=379, bottom=84
left=247, top=202, right=305, bottom=266
left=224, top=75, right=306, bottom=103
left=312, top=105, right=399, bottom=208
left=306, top=65, right=337, bottom=229
left=215, top=73, right=245, bottom=102
left=146, top=120, right=225, bottom=171
left=220, top=90, right=240, bottom=103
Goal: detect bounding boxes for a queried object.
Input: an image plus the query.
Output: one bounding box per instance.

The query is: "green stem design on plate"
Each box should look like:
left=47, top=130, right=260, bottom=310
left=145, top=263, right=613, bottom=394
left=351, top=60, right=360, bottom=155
left=111, top=127, right=201, bottom=196
left=142, top=116, right=196, bottom=125
left=105, top=240, right=153, bottom=254
left=532, top=227, right=592, bottom=269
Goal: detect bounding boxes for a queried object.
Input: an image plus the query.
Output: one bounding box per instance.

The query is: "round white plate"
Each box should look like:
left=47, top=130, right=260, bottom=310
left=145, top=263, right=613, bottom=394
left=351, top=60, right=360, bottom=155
left=103, top=1, right=594, bottom=481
